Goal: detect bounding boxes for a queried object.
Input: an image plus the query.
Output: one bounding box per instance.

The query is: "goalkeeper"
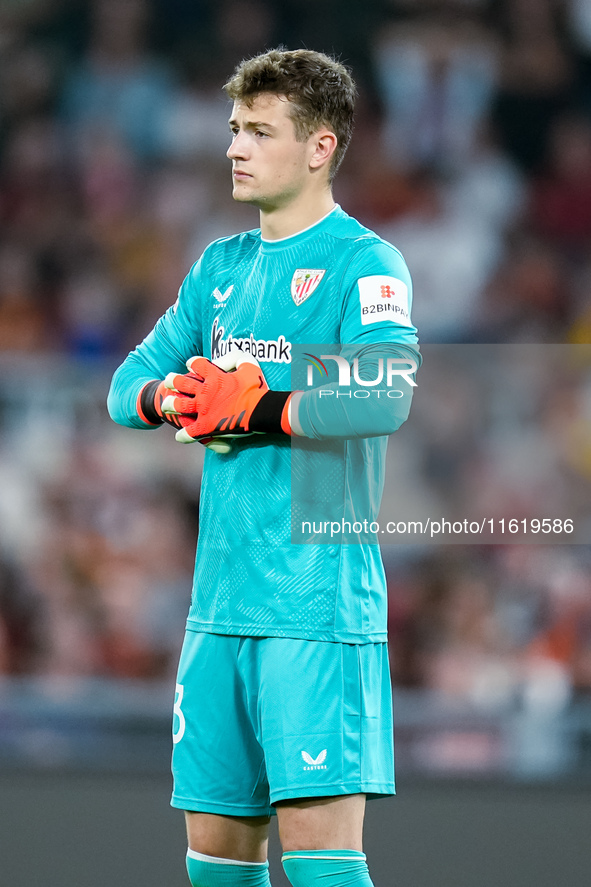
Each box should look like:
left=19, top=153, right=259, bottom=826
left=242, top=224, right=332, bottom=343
left=108, top=48, right=419, bottom=887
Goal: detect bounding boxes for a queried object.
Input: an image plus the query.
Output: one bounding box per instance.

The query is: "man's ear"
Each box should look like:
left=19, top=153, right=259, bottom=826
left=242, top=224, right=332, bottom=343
left=309, top=129, right=338, bottom=172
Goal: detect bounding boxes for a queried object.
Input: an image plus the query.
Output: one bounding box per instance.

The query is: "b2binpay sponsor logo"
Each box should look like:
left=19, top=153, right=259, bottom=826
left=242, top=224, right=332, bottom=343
left=358, top=275, right=411, bottom=327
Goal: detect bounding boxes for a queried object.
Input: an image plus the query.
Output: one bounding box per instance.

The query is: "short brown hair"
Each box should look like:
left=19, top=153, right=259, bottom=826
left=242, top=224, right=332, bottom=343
left=223, top=48, right=356, bottom=179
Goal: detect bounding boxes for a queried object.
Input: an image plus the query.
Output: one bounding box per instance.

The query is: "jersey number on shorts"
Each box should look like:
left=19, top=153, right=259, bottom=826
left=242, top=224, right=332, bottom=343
left=173, top=682, right=186, bottom=744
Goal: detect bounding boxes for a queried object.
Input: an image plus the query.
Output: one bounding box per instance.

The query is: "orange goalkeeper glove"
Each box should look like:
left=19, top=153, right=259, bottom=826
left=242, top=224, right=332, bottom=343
left=137, top=378, right=192, bottom=430
left=161, top=351, right=293, bottom=445
left=137, top=371, right=229, bottom=450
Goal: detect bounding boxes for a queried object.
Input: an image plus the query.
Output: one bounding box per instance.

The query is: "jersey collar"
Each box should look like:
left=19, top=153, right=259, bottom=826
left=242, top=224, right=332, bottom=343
left=259, top=204, right=342, bottom=252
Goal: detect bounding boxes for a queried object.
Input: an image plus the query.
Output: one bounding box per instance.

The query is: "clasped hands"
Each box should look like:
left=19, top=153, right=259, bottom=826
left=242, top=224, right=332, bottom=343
left=160, top=350, right=269, bottom=452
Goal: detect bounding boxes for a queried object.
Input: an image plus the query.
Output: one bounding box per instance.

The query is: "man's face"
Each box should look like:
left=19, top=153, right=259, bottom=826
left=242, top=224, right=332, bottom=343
left=227, top=94, right=316, bottom=210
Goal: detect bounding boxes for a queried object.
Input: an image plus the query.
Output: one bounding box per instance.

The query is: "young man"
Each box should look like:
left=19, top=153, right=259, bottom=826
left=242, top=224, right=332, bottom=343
left=108, top=49, right=419, bottom=887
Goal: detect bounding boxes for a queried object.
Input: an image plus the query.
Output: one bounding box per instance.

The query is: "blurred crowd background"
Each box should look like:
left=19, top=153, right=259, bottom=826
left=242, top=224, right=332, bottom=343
left=1, top=0, right=591, bottom=776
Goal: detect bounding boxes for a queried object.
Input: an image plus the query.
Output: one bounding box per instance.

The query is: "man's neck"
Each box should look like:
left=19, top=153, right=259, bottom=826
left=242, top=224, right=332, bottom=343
left=259, top=191, right=336, bottom=241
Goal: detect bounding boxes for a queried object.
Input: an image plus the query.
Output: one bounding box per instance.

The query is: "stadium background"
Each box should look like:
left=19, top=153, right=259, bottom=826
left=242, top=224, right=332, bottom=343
left=0, top=0, right=590, bottom=884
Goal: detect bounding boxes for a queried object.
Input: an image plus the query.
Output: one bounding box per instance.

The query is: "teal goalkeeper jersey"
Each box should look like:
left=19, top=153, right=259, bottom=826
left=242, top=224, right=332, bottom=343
left=108, top=205, right=419, bottom=643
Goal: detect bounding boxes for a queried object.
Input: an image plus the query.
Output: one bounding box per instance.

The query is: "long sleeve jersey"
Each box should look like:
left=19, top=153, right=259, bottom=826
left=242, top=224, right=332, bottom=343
left=108, top=205, right=419, bottom=642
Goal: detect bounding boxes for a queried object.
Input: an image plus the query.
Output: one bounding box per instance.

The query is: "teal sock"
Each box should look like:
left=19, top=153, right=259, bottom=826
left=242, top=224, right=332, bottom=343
left=282, top=849, right=374, bottom=887
left=186, top=850, right=271, bottom=886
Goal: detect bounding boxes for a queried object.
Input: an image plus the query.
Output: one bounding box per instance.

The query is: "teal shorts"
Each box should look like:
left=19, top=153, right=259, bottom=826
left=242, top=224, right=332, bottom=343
left=171, top=631, right=395, bottom=817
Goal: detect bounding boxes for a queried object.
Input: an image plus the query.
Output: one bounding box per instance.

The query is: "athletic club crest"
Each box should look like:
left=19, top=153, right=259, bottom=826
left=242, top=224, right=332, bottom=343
left=290, top=269, right=326, bottom=306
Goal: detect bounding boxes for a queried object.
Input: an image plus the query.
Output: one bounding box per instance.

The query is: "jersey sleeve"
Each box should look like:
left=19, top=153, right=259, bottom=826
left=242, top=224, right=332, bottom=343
left=339, top=238, right=418, bottom=346
left=295, top=239, right=420, bottom=440
left=107, top=259, right=205, bottom=429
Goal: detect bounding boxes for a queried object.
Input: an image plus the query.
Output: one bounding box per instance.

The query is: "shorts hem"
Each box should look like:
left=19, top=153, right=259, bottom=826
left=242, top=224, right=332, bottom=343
left=171, top=794, right=275, bottom=817
left=270, top=783, right=396, bottom=805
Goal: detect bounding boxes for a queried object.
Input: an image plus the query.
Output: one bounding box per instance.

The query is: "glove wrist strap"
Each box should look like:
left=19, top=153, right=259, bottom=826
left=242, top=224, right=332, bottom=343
left=249, top=390, right=292, bottom=434
left=138, top=380, right=164, bottom=426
